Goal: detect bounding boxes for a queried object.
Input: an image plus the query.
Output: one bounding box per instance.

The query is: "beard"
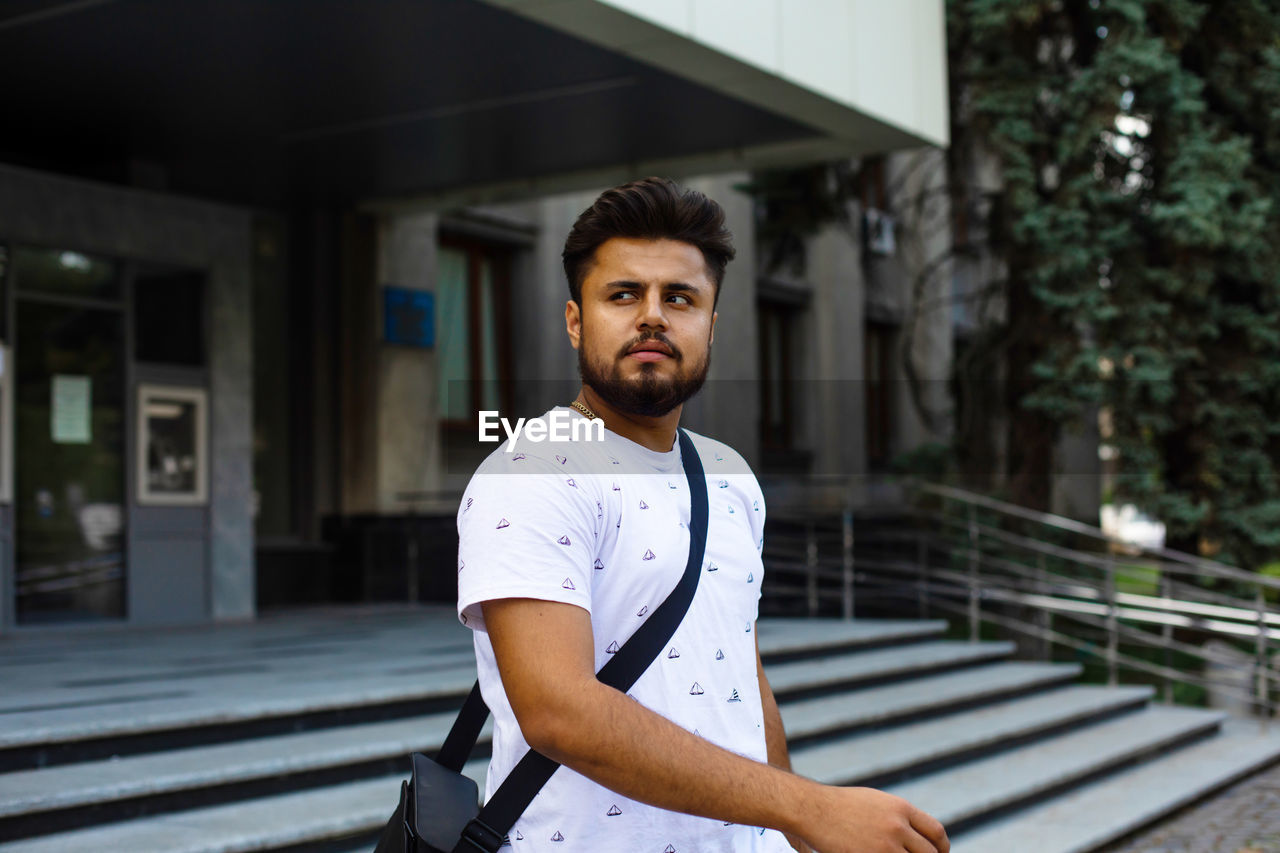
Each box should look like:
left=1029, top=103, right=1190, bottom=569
left=578, top=330, right=711, bottom=417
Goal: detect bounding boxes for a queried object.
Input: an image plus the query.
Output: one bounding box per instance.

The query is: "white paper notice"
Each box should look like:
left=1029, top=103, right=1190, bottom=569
left=52, top=375, right=92, bottom=444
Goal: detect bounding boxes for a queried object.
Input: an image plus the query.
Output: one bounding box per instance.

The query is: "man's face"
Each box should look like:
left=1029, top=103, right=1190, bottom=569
left=566, top=237, right=718, bottom=418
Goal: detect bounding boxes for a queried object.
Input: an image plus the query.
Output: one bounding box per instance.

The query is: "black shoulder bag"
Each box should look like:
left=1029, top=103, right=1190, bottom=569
left=375, top=428, right=709, bottom=853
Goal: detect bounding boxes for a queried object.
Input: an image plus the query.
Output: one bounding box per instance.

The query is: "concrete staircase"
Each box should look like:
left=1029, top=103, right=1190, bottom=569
left=1, top=609, right=1278, bottom=852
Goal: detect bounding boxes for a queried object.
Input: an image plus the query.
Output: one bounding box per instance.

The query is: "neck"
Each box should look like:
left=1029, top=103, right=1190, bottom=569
left=575, top=386, right=681, bottom=453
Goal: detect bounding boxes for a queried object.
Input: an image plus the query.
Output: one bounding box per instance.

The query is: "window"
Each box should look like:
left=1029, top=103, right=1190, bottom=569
left=865, top=321, right=896, bottom=470
left=759, top=299, right=797, bottom=451
left=436, top=237, right=512, bottom=426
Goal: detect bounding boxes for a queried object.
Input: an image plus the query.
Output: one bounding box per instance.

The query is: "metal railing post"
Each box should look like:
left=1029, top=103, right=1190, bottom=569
left=1036, top=553, right=1051, bottom=660
left=841, top=509, right=855, bottom=622
left=1105, top=556, right=1118, bottom=687
left=1161, top=572, right=1173, bottom=703
left=967, top=505, right=980, bottom=643
left=1257, top=584, right=1270, bottom=731
left=805, top=522, right=819, bottom=617
left=917, top=536, right=929, bottom=620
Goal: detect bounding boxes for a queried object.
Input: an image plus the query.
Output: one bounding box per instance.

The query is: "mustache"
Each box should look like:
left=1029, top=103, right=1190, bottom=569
left=617, top=332, right=682, bottom=361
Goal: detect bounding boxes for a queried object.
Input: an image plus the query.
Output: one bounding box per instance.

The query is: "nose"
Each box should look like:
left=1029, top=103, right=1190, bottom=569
left=636, top=288, right=668, bottom=331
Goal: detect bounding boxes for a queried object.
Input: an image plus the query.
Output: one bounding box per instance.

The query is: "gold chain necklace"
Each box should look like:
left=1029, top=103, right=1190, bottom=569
left=569, top=400, right=599, bottom=420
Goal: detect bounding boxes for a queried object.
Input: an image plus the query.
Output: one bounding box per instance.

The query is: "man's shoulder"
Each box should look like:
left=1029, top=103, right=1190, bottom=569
left=681, top=429, right=757, bottom=479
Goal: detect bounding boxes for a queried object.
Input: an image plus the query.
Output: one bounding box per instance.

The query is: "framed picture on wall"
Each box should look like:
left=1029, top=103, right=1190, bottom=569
left=137, top=384, right=207, bottom=505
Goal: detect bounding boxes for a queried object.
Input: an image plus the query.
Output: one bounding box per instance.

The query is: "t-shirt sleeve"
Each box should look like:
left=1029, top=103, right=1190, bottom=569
left=456, top=458, right=599, bottom=631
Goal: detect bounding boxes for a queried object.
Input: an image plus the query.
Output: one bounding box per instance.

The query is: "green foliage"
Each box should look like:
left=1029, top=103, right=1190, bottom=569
left=954, top=0, right=1280, bottom=572
left=744, top=1, right=1280, bottom=576
left=888, top=441, right=953, bottom=479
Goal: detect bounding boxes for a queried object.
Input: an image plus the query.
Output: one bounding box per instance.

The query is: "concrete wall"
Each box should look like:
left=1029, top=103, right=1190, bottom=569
left=0, top=164, right=254, bottom=626
left=491, top=0, right=949, bottom=150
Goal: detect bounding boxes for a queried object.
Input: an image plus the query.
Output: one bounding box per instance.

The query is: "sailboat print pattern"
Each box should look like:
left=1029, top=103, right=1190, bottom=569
left=455, top=425, right=773, bottom=851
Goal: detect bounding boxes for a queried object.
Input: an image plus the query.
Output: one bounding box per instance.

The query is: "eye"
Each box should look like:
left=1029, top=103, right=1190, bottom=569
left=668, top=294, right=692, bottom=305
left=611, top=291, right=638, bottom=301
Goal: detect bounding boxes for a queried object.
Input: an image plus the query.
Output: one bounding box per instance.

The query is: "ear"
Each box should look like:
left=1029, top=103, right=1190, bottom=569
left=709, top=309, right=717, bottom=347
left=565, top=299, right=582, bottom=350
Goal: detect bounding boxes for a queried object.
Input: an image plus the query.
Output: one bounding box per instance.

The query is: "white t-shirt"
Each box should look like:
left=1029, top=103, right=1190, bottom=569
left=456, top=407, right=793, bottom=853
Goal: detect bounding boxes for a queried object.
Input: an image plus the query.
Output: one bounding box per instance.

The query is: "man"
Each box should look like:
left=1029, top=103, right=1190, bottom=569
left=456, top=177, right=949, bottom=853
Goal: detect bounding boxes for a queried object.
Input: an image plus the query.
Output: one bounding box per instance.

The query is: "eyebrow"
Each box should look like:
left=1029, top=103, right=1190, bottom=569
left=603, top=280, right=705, bottom=296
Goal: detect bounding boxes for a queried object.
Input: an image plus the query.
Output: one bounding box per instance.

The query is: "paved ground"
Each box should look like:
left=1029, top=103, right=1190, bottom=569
left=1101, top=757, right=1280, bottom=853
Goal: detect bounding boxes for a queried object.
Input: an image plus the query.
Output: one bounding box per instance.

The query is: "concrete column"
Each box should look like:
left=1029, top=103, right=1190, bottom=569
left=680, top=172, right=760, bottom=468
left=805, top=221, right=866, bottom=479
left=374, top=212, right=440, bottom=510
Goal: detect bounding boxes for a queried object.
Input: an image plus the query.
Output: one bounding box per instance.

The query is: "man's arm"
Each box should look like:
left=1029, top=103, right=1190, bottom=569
left=481, top=597, right=950, bottom=853
left=756, top=629, right=811, bottom=853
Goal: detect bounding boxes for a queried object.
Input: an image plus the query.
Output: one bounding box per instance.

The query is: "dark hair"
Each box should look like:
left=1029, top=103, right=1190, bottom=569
left=562, top=177, right=736, bottom=306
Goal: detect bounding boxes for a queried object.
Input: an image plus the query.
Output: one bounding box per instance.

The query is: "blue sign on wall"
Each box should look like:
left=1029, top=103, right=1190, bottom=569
left=383, top=286, right=435, bottom=348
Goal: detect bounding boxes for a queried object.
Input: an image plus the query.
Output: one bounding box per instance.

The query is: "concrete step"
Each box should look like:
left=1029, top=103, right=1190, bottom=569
left=952, top=717, right=1280, bottom=853
left=0, top=664, right=481, bottom=757
left=755, top=618, right=947, bottom=662
left=0, top=634, right=964, bottom=827
left=791, top=685, right=1154, bottom=786
left=0, top=711, right=495, bottom=831
left=766, top=640, right=1016, bottom=698
left=0, top=763, right=477, bottom=853
left=0, top=620, right=957, bottom=838
left=884, top=704, right=1228, bottom=832
left=0, top=618, right=941, bottom=762
left=782, top=661, right=1082, bottom=742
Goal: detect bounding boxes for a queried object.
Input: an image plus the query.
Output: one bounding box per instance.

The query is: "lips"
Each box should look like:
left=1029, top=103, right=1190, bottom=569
left=626, top=341, right=675, bottom=362
left=627, top=341, right=674, bottom=356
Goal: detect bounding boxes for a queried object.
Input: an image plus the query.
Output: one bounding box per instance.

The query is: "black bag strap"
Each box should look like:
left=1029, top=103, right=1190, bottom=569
left=435, top=681, right=489, bottom=773
left=446, top=427, right=710, bottom=853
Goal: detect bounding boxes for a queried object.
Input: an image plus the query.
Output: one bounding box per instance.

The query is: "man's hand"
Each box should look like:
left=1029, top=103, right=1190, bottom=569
left=480, top=596, right=948, bottom=853
left=798, top=786, right=949, bottom=853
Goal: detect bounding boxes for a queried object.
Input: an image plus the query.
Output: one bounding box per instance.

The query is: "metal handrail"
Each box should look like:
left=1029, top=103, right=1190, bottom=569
left=918, top=482, right=1280, bottom=591
left=760, top=480, right=1279, bottom=725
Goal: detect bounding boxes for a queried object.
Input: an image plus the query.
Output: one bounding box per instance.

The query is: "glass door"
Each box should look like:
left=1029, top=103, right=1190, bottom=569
left=13, top=248, right=127, bottom=624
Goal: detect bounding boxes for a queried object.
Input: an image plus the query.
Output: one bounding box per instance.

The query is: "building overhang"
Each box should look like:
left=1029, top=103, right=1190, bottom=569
left=1, top=0, right=947, bottom=209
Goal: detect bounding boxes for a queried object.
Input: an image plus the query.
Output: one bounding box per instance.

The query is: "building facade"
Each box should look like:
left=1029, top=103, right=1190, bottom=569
left=0, top=0, right=947, bottom=632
